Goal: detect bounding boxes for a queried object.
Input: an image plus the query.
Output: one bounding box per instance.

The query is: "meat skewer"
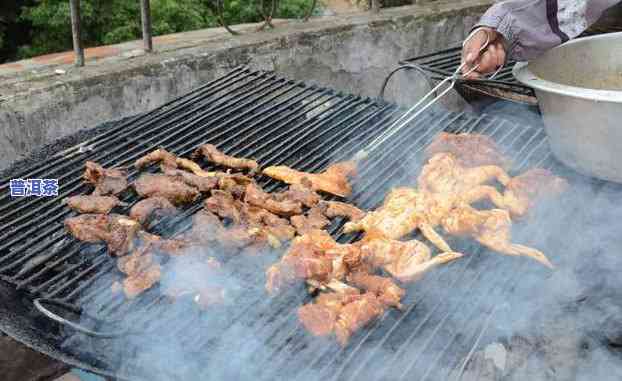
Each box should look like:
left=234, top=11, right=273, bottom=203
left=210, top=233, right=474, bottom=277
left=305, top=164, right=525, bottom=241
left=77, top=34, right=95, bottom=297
left=192, top=144, right=259, bottom=172
left=64, top=195, right=122, bottom=214
left=83, top=161, right=128, bottom=196
left=263, top=160, right=357, bottom=197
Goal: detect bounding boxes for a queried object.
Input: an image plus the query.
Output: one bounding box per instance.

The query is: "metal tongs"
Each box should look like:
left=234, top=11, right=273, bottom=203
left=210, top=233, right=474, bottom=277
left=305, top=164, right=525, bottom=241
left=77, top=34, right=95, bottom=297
left=354, top=29, right=504, bottom=161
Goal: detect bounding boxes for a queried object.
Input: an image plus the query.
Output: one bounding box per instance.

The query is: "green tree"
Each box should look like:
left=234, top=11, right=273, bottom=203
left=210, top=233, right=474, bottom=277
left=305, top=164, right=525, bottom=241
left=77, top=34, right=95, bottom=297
left=13, top=0, right=317, bottom=61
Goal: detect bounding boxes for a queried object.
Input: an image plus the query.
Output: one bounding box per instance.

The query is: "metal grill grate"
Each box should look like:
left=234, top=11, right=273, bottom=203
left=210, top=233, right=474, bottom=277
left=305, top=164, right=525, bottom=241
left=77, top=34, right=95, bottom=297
left=0, top=67, right=558, bottom=380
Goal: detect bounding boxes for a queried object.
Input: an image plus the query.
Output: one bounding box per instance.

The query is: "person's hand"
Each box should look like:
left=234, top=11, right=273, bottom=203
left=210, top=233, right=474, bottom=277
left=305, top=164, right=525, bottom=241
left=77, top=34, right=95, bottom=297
left=461, top=27, right=506, bottom=79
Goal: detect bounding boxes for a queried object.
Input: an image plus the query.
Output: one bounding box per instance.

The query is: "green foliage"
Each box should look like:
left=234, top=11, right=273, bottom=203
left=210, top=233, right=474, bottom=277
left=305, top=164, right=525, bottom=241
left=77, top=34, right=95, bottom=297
left=13, top=0, right=317, bottom=60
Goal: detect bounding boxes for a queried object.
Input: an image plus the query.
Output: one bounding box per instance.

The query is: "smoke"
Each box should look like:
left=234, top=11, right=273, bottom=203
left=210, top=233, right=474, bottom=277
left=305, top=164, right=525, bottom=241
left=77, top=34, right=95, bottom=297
left=63, top=99, right=622, bottom=381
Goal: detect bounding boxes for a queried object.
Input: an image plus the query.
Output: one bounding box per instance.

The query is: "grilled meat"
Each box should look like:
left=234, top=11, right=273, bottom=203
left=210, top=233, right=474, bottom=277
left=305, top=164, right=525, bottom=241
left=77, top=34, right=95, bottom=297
left=334, top=292, right=385, bottom=346
left=65, top=213, right=140, bottom=256
left=240, top=204, right=296, bottom=242
left=266, top=230, right=338, bottom=295
left=291, top=206, right=330, bottom=235
left=205, top=190, right=241, bottom=223
left=163, top=168, right=219, bottom=192
left=346, top=272, right=404, bottom=309
left=244, top=183, right=303, bottom=217
left=263, top=161, right=357, bottom=197
left=343, top=187, right=422, bottom=240
left=217, top=173, right=254, bottom=199
left=441, top=203, right=553, bottom=268
left=192, top=144, right=259, bottom=172
left=298, top=290, right=360, bottom=337
left=181, top=209, right=225, bottom=244
left=135, top=148, right=178, bottom=170
left=274, top=178, right=321, bottom=208
left=64, top=195, right=121, bottom=214
left=321, top=201, right=365, bottom=221
left=135, top=149, right=216, bottom=177
left=133, top=174, right=200, bottom=205
left=425, top=132, right=511, bottom=169
left=129, top=197, right=179, bottom=225
left=503, top=168, right=568, bottom=218
left=123, top=264, right=161, bottom=299
left=84, top=161, right=128, bottom=196
left=356, top=236, right=462, bottom=283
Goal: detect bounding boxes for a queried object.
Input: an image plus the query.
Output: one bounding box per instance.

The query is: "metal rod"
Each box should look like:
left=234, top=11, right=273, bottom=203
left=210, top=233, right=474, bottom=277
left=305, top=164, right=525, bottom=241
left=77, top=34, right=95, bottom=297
left=140, top=0, right=153, bottom=52
left=69, top=0, right=84, bottom=67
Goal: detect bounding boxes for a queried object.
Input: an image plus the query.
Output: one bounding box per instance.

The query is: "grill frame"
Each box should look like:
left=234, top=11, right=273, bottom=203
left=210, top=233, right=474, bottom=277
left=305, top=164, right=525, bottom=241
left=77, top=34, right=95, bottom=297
left=0, top=67, right=563, bottom=380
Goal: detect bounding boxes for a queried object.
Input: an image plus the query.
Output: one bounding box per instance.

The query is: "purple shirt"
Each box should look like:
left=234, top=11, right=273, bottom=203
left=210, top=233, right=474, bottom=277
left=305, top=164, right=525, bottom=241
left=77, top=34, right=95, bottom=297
left=477, top=0, right=620, bottom=61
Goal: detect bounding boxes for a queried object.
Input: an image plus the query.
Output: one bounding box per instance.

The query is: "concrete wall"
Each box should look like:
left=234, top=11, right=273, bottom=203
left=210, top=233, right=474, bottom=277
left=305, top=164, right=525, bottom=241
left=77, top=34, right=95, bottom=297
left=0, top=0, right=493, bottom=170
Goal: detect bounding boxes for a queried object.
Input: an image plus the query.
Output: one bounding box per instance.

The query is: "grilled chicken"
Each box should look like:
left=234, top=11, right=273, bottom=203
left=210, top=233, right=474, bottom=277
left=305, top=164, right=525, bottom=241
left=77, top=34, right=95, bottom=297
left=129, top=197, right=179, bottom=225
left=64, top=213, right=140, bottom=256
left=502, top=168, right=568, bottom=218
left=346, top=272, right=404, bottom=309
left=274, top=178, right=321, bottom=208
left=344, top=235, right=462, bottom=283
left=343, top=187, right=423, bottom=240
left=291, top=205, right=330, bottom=235
left=425, top=132, right=511, bottom=169
left=244, top=183, right=303, bottom=217
left=64, top=195, right=121, bottom=214
left=192, top=144, right=259, bottom=172
left=263, top=161, right=357, bottom=197
left=441, top=203, right=553, bottom=268
left=321, top=201, right=365, bottom=221
left=163, top=168, right=219, bottom=192
left=84, top=161, right=128, bottom=196
left=133, top=174, right=200, bottom=205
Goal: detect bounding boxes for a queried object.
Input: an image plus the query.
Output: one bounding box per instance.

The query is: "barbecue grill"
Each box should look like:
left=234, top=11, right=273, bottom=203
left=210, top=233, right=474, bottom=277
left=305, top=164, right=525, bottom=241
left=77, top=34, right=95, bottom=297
left=0, top=66, right=609, bottom=380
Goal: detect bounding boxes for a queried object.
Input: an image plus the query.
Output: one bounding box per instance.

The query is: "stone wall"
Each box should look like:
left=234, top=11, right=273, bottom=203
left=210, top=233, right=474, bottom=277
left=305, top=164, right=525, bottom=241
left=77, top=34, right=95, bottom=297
left=0, top=0, right=493, bottom=170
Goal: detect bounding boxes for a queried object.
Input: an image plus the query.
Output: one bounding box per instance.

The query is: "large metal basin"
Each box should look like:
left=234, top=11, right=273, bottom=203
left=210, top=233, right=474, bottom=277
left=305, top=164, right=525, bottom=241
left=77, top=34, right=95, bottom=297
left=513, top=32, right=622, bottom=182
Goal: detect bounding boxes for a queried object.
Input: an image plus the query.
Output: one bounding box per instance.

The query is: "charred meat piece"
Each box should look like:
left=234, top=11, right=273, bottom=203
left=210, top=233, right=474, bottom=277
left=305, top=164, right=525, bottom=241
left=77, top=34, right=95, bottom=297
left=263, top=161, right=357, bottom=197
left=442, top=204, right=553, bottom=268
left=181, top=210, right=224, bottom=244
left=64, top=195, right=121, bottom=214
left=84, top=161, right=128, bottom=196
left=503, top=168, right=568, bottom=218
left=291, top=206, right=330, bottom=235
left=135, top=148, right=178, bottom=170
left=205, top=190, right=241, bottom=223
left=123, top=264, right=161, bottom=299
left=321, top=201, right=365, bottom=221
left=163, top=168, right=219, bottom=192
left=266, top=230, right=345, bottom=295
left=274, top=178, right=321, bottom=208
left=192, top=144, right=259, bottom=172
left=298, top=290, right=360, bottom=337
left=129, top=197, right=179, bottom=225
left=334, top=292, right=385, bottom=346
left=346, top=272, right=404, bottom=309
left=133, top=174, right=200, bottom=205
left=425, top=132, right=511, bottom=169
left=65, top=214, right=140, bottom=256
left=244, top=183, right=303, bottom=217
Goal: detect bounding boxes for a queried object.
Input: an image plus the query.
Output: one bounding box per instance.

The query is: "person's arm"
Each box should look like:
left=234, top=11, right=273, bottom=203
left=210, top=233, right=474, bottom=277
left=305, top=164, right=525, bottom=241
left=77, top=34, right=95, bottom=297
left=463, top=0, right=620, bottom=77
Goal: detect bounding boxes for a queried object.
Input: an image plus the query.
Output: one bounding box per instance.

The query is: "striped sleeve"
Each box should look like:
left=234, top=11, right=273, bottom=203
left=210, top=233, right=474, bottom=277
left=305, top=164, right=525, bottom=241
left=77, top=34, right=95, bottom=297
left=476, top=0, right=620, bottom=61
